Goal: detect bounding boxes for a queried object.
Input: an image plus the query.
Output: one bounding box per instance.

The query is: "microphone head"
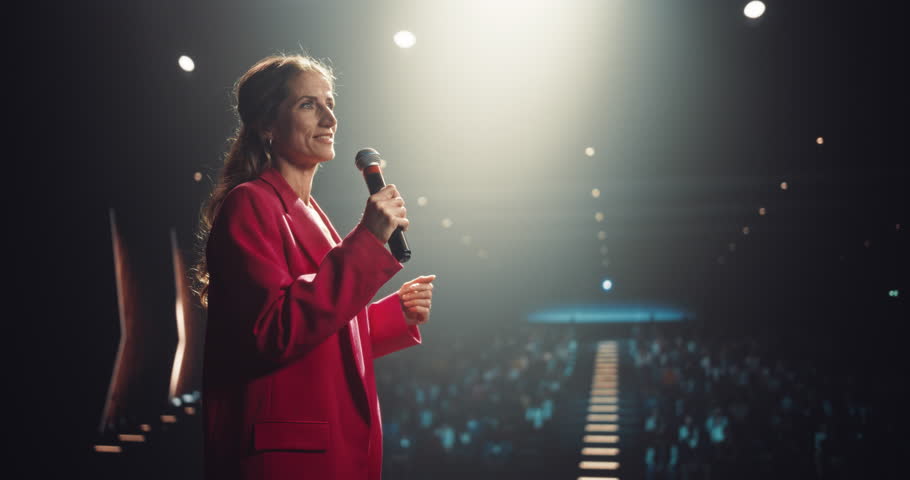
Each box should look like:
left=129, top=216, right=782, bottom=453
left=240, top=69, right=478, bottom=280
left=355, top=148, right=382, bottom=171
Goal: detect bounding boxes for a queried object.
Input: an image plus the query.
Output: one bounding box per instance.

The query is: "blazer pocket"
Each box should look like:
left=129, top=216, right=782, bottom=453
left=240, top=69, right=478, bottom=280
left=252, top=421, right=329, bottom=452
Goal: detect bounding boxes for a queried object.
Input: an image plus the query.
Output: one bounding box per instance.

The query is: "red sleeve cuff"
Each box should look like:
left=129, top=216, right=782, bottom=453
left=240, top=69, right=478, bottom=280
left=368, top=292, right=421, bottom=359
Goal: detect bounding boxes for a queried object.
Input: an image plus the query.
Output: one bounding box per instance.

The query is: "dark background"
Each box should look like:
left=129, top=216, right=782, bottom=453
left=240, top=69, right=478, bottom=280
left=14, top=0, right=907, bottom=476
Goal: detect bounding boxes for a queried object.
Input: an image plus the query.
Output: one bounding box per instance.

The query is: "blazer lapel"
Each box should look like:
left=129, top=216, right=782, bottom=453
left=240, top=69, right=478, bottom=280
left=257, top=167, right=334, bottom=267
left=257, top=167, right=371, bottom=399
left=311, top=198, right=368, bottom=380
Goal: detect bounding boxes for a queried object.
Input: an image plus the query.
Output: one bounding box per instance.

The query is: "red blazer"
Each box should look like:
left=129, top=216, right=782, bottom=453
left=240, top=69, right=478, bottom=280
left=203, top=166, right=421, bottom=480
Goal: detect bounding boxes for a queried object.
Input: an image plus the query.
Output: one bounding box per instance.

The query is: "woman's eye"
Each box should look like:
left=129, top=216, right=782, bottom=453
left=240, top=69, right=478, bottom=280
left=301, top=102, right=314, bottom=109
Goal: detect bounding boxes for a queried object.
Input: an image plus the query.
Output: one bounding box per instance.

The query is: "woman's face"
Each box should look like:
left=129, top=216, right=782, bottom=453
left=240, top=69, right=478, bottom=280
left=269, top=71, right=337, bottom=168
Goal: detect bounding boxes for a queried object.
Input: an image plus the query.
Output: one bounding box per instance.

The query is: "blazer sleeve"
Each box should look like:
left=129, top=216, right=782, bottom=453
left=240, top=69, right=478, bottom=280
left=366, top=293, right=422, bottom=359
left=207, top=185, right=403, bottom=368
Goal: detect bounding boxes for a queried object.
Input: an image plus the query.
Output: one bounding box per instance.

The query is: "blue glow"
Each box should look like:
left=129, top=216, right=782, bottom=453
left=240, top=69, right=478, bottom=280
left=528, top=304, right=693, bottom=324
left=602, top=279, right=613, bottom=291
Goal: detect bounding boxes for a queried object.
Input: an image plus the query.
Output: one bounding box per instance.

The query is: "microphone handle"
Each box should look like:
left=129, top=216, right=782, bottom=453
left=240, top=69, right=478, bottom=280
left=364, top=170, right=411, bottom=263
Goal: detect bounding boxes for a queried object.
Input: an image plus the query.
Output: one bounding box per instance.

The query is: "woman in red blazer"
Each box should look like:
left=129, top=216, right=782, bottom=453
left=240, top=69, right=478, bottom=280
left=194, top=54, right=435, bottom=480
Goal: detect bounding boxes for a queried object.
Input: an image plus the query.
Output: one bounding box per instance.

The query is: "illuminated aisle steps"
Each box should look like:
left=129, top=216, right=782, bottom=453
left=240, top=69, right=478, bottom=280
left=577, top=340, right=621, bottom=480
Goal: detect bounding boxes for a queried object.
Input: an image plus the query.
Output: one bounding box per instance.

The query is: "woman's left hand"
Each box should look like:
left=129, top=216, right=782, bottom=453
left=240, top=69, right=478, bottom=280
left=398, top=275, right=436, bottom=326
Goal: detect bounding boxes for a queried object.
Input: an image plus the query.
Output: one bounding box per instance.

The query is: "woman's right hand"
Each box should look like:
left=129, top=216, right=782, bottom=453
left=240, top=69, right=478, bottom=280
left=361, top=184, right=409, bottom=243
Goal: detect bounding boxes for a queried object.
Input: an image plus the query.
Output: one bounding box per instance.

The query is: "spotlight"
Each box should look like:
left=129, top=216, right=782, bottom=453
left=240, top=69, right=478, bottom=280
left=601, top=279, right=613, bottom=292
left=178, top=55, right=195, bottom=72
left=743, top=1, right=766, bottom=19
left=585, top=147, right=596, bottom=157
left=394, top=30, right=417, bottom=48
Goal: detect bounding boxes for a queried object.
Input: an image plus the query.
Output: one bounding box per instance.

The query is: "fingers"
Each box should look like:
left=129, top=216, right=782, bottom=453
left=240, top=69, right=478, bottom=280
left=405, top=280, right=435, bottom=290
left=402, top=298, right=431, bottom=308
left=401, top=287, right=432, bottom=298
left=403, top=275, right=436, bottom=290
left=401, top=286, right=433, bottom=300
left=404, top=306, right=430, bottom=324
left=401, top=287, right=432, bottom=302
left=375, top=185, right=408, bottom=229
left=409, top=275, right=437, bottom=284
left=381, top=184, right=400, bottom=199
left=364, top=184, right=409, bottom=241
left=400, top=274, right=435, bottom=326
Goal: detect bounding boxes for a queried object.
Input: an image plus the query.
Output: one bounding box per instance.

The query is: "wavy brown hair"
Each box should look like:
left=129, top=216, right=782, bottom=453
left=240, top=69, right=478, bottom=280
left=191, top=54, right=335, bottom=308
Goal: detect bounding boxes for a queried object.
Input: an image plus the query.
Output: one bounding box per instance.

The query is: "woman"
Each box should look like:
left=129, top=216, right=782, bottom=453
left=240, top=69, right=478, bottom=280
left=194, top=54, right=435, bottom=480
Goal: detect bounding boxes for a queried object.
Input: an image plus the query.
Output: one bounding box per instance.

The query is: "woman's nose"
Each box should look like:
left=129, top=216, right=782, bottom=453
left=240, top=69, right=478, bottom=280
left=321, top=106, right=337, bottom=127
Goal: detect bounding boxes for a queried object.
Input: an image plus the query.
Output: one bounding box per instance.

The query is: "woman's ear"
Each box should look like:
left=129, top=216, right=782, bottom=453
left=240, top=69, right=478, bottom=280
left=258, top=124, right=274, bottom=148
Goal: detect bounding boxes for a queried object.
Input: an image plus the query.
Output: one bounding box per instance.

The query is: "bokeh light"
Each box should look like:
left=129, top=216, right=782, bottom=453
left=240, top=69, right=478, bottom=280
left=178, top=55, right=195, bottom=72
left=743, top=1, right=766, bottom=19
left=393, top=30, right=417, bottom=48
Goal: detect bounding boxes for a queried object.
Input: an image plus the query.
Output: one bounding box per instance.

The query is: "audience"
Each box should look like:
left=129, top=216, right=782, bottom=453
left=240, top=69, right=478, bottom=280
left=375, top=325, right=578, bottom=475
left=630, top=323, right=897, bottom=479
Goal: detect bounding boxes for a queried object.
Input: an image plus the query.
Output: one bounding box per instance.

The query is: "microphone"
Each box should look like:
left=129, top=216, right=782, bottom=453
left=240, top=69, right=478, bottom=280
left=355, top=148, right=411, bottom=263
